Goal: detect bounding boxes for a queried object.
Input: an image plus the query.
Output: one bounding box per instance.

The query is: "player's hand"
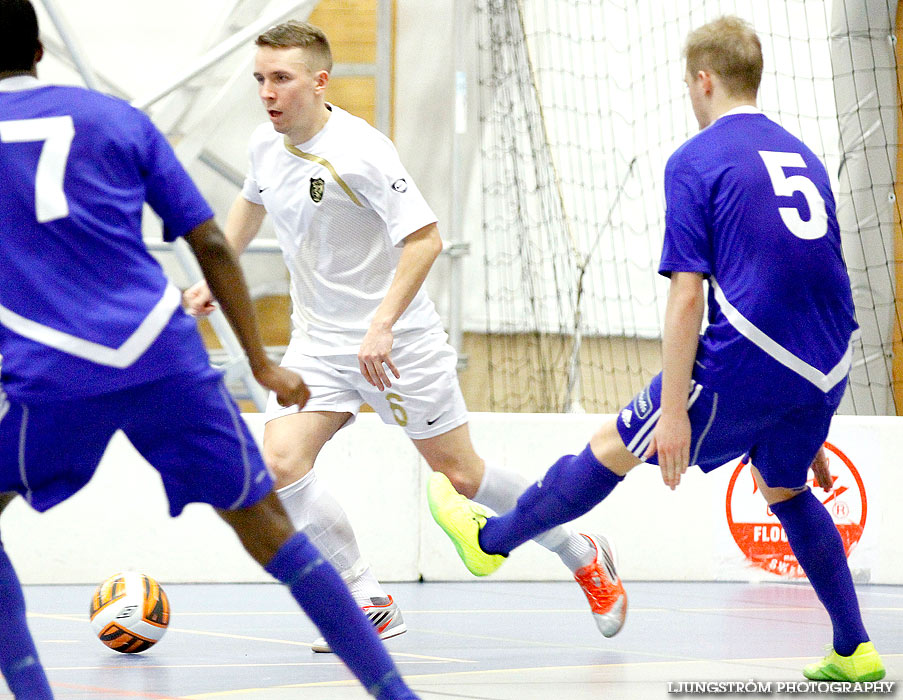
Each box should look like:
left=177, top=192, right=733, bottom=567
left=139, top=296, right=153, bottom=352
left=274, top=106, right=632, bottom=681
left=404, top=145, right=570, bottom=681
left=810, top=445, right=833, bottom=492
left=645, top=410, right=691, bottom=491
left=254, top=364, right=309, bottom=409
left=183, top=280, right=217, bottom=317
left=358, top=325, right=400, bottom=391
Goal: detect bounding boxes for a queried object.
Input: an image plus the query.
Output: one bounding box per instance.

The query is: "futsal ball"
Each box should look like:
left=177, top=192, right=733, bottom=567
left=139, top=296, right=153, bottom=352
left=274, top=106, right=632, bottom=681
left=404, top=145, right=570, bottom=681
left=89, top=571, right=170, bottom=653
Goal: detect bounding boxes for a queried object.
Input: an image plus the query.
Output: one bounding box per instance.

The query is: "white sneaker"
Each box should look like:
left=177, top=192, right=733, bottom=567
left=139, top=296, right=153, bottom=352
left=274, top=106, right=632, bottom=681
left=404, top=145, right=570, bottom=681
left=311, top=595, right=407, bottom=653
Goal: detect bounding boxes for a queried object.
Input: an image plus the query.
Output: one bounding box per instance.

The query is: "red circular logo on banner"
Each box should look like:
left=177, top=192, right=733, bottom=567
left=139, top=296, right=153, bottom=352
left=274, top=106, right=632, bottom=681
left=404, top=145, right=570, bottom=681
left=725, top=442, right=867, bottom=578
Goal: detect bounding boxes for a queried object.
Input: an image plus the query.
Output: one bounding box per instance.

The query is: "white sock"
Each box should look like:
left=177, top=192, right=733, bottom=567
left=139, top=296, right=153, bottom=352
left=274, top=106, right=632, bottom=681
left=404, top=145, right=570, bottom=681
left=473, top=463, right=595, bottom=572
left=277, top=469, right=385, bottom=602
left=346, top=567, right=386, bottom=603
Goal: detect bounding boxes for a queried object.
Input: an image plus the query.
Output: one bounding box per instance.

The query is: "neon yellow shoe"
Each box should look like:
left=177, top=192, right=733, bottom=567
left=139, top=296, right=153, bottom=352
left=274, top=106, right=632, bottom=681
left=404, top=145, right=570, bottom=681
left=803, top=642, right=885, bottom=681
left=427, top=472, right=507, bottom=576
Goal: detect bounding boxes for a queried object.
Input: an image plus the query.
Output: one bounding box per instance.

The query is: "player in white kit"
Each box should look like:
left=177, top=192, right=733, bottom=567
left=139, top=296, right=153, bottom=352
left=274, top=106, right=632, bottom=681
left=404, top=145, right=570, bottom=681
left=185, top=20, right=624, bottom=649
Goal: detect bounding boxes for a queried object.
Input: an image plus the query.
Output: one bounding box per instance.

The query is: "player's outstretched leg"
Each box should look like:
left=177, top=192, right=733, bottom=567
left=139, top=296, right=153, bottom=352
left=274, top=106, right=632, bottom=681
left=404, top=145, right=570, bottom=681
left=472, top=463, right=625, bottom=636
left=220, top=493, right=419, bottom=699
left=478, top=445, right=623, bottom=557
left=769, top=488, right=884, bottom=681
left=267, top=412, right=406, bottom=653
left=474, top=464, right=595, bottom=569
left=0, top=533, right=54, bottom=699
left=422, top=421, right=632, bottom=637
left=277, top=470, right=406, bottom=652
left=428, top=444, right=629, bottom=636
left=415, top=426, right=599, bottom=574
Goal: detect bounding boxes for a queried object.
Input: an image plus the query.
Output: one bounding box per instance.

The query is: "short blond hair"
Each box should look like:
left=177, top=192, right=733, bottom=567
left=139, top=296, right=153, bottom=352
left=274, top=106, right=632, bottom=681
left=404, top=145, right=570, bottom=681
left=684, top=16, right=762, bottom=98
left=256, top=20, right=332, bottom=73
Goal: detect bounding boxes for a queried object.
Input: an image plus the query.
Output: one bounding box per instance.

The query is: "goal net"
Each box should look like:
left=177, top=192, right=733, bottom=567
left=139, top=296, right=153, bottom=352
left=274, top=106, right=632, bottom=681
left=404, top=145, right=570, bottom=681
left=473, top=0, right=902, bottom=415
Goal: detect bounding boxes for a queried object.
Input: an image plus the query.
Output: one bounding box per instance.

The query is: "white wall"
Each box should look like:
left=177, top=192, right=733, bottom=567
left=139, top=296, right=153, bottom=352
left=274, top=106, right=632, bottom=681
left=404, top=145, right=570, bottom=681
left=4, top=413, right=901, bottom=586
left=393, top=1, right=483, bottom=323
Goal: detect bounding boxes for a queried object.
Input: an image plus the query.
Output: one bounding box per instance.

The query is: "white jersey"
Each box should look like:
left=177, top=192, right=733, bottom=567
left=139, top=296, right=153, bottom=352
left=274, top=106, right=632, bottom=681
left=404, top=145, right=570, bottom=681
left=241, top=104, right=443, bottom=355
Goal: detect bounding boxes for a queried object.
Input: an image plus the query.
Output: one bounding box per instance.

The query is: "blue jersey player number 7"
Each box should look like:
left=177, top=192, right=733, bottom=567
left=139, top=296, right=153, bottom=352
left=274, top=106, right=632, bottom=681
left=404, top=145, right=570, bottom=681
left=0, top=2, right=421, bottom=697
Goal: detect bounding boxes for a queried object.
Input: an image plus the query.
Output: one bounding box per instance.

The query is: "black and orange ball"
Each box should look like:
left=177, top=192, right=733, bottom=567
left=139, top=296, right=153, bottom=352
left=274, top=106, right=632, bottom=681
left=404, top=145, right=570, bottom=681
left=89, top=571, right=170, bottom=653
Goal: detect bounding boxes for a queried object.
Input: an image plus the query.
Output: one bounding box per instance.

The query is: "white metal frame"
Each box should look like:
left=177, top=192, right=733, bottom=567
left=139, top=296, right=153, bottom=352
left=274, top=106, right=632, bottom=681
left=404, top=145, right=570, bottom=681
left=38, top=0, right=404, bottom=409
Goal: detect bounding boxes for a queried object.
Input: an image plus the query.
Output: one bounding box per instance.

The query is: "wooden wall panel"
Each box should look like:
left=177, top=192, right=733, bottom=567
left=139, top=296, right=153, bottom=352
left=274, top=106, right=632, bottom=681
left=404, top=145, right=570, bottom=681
left=307, top=0, right=380, bottom=127
left=309, top=0, right=378, bottom=65
left=328, top=76, right=376, bottom=125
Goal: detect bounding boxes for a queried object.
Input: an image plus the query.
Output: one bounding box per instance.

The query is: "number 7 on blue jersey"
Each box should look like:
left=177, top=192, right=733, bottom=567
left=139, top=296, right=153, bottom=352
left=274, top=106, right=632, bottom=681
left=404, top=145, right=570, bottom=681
left=0, top=115, right=74, bottom=223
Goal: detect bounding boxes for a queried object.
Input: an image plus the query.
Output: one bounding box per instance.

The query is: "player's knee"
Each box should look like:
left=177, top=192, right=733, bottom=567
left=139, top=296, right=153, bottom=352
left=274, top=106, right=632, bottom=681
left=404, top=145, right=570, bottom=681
left=588, top=420, right=640, bottom=475
left=750, top=466, right=806, bottom=506
left=431, top=460, right=483, bottom=499
left=263, top=444, right=314, bottom=490
left=760, top=484, right=807, bottom=506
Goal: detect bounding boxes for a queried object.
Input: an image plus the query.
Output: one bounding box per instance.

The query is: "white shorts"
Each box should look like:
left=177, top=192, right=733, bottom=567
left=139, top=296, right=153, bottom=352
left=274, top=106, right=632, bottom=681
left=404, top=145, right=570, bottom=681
left=265, top=331, right=469, bottom=440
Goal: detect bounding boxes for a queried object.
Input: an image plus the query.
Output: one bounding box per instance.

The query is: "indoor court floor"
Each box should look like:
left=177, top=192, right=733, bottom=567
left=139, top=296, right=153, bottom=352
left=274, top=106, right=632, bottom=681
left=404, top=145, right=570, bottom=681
left=10, top=580, right=900, bottom=699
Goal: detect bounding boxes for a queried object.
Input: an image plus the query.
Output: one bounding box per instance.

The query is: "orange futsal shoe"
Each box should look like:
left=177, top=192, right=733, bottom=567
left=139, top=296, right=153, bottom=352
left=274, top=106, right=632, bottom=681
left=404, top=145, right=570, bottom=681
left=574, top=534, right=628, bottom=638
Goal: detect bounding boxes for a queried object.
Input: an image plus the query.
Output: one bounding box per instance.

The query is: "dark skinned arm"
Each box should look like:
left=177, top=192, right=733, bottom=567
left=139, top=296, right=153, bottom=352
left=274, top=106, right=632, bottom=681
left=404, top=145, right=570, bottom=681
left=184, top=219, right=309, bottom=408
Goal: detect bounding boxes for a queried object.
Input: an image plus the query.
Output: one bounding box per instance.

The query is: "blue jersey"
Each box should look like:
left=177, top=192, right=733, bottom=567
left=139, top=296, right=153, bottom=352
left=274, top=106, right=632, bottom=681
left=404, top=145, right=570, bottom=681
left=659, top=109, right=856, bottom=403
left=0, top=77, right=214, bottom=401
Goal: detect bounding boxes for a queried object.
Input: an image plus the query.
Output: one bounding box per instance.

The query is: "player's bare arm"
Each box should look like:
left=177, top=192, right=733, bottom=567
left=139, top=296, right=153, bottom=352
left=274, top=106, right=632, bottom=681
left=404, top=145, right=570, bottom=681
left=185, top=218, right=308, bottom=408
left=359, top=223, right=443, bottom=390
left=183, top=196, right=267, bottom=316
left=645, top=271, right=705, bottom=490
left=810, top=445, right=833, bottom=492
left=0, top=491, right=16, bottom=517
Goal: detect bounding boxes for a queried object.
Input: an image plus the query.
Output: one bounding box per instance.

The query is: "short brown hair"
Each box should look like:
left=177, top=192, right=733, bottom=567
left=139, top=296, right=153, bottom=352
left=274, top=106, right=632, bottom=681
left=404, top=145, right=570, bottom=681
left=684, top=16, right=763, bottom=98
left=256, top=21, right=333, bottom=73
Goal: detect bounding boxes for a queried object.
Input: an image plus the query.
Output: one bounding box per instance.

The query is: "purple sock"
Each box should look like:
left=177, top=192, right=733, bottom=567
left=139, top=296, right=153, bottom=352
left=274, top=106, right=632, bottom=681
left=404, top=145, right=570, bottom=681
left=0, top=542, right=53, bottom=699
left=265, top=533, right=417, bottom=700
left=770, top=489, right=868, bottom=656
left=479, top=444, right=623, bottom=556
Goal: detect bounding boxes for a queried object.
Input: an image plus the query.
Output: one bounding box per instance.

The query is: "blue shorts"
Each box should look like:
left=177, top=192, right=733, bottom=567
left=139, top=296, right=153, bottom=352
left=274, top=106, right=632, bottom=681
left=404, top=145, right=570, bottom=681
left=616, top=373, right=840, bottom=488
left=0, top=371, right=272, bottom=516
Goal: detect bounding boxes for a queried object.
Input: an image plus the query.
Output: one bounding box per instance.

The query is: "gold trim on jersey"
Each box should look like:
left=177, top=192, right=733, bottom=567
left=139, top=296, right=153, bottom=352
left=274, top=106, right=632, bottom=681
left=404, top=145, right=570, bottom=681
left=283, top=137, right=363, bottom=207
